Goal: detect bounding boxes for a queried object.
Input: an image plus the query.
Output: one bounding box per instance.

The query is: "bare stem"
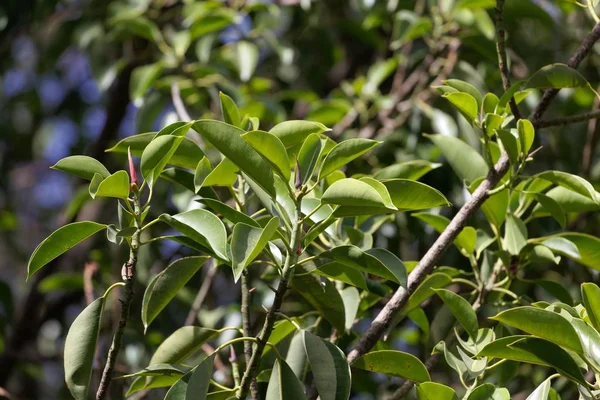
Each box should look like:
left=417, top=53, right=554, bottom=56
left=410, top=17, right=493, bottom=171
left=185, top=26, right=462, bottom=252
left=495, top=0, right=522, bottom=119
left=185, top=259, right=217, bottom=326
left=241, top=270, right=259, bottom=399
left=96, top=195, right=141, bottom=400
left=537, top=109, right=600, bottom=128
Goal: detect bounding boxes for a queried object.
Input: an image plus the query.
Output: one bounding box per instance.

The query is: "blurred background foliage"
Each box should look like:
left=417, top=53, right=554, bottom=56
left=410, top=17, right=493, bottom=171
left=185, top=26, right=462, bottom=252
left=1, top=0, right=600, bottom=398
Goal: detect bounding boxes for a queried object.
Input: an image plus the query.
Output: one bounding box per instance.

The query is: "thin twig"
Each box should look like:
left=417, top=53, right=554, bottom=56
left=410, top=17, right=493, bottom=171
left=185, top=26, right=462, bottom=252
left=83, top=262, right=98, bottom=306
left=495, top=0, right=522, bottom=119
left=240, top=270, right=259, bottom=400
left=346, top=16, right=600, bottom=366
left=96, top=194, right=142, bottom=400
left=537, top=109, right=600, bottom=128
left=185, top=259, right=217, bottom=326
left=170, top=81, right=204, bottom=147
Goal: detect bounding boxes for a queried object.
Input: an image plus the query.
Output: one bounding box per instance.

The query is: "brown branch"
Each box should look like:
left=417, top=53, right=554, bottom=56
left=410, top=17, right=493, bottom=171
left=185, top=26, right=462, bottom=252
left=240, top=270, right=260, bottom=400
left=185, top=259, right=217, bottom=326
left=537, top=109, right=600, bottom=128
left=346, top=11, right=600, bottom=366
left=84, top=262, right=99, bottom=306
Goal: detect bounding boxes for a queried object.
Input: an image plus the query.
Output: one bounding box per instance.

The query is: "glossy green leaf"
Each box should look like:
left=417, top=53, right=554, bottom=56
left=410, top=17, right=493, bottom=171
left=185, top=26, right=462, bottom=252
left=536, top=171, right=598, bottom=202
left=526, top=63, right=589, bottom=89
left=497, top=80, right=525, bottom=112
left=141, top=135, right=184, bottom=185
left=313, top=262, right=368, bottom=291
left=535, top=279, right=573, bottom=305
left=537, top=233, right=600, bottom=271
left=482, top=93, right=499, bottom=115
left=531, top=187, right=599, bottom=217
left=142, top=256, right=208, bottom=331
left=443, top=92, right=478, bottom=123
left=193, top=157, right=212, bottom=193
left=321, top=178, right=395, bottom=210
left=106, top=133, right=204, bottom=170
left=164, top=353, right=215, bottom=400
left=64, top=284, right=121, bottom=400
left=526, top=378, right=551, bottom=400
left=192, top=120, right=276, bottom=197
left=197, top=198, right=259, bottom=227
left=443, top=79, right=483, bottom=108
left=477, top=335, right=549, bottom=365
left=130, top=62, right=163, bottom=104
left=118, top=364, right=188, bottom=379
left=266, top=359, right=306, bottom=400
left=88, top=170, right=129, bottom=199
left=341, top=287, right=360, bottom=331
left=529, top=192, right=566, bottom=228
left=571, top=318, right=600, bottom=371
left=413, top=212, right=476, bottom=254
left=320, top=245, right=406, bottom=286
left=219, top=92, right=240, bottom=127
left=292, top=274, right=346, bottom=332
left=484, top=113, right=503, bottom=137
left=51, top=156, right=110, bottom=181
left=269, top=120, right=330, bottom=148
left=504, top=214, right=527, bottom=255
left=510, top=338, right=586, bottom=385
left=582, top=283, right=600, bottom=332
left=231, top=217, right=279, bottom=281
left=297, top=133, right=323, bottom=184
left=496, top=129, right=520, bottom=164
left=303, top=331, right=351, bottom=400
left=27, top=221, right=106, bottom=279
left=517, top=119, right=535, bottom=154
left=352, top=350, right=430, bottom=382
left=384, top=179, right=450, bottom=210
left=374, top=160, right=441, bottom=181
left=490, top=306, right=583, bottom=352
left=150, top=326, right=220, bottom=365
left=417, top=382, right=458, bottom=400
left=425, top=134, right=488, bottom=184
left=242, top=130, right=291, bottom=181
left=406, top=272, right=453, bottom=313
left=159, top=210, right=228, bottom=261
left=466, top=383, right=496, bottom=400
left=469, top=177, right=509, bottom=228
left=434, top=289, right=478, bottom=339
left=203, top=157, right=239, bottom=188
left=319, top=139, right=380, bottom=180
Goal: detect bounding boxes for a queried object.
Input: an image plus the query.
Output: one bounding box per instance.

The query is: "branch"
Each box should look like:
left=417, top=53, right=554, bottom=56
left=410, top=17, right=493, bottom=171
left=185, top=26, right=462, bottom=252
left=240, top=270, right=260, bottom=400
left=346, top=12, right=600, bottom=366
left=537, top=109, right=600, bottom=128
left=494, top=0, right=522, bottom=119
left=96, top=193, right=142, bottom=400
left=185, top=259, right=217, bottom=326
left=170, top=81, right=204, bottom=148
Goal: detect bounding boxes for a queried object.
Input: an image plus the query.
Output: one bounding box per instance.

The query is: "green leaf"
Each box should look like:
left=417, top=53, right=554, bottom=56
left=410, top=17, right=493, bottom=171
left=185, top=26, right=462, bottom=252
left=341, top=287, right=360, bottom=331
left=64, top=284, right=121, bottom=400
left=417, top=382, right=459, bottom=400
left=504, top=214, right=527, bottom=255
left=297, top=133, right=323, bottom=184
left=526, top=63, right=590, bottom=90
left=443, top=92, right=478, bottom=123
left=313, top=262, right=368, bottom=291
left=269, top=120, right=330, bottom=148
left=583, top=283, right=600, bottom=332
left=434, top=289, right=478, bottom=339
left=165, top=353, right=215, bottom=400
left=352, top=350, right=430, bottom=382
left=319, top=139, right=380, bottom=180
left=526, top=378, right=551, bottom=400
left=482, top=93, right=499, bottom=115
left=374, top=160, right=441, bottom=181
left=534, top=279, right=573, bottom=305
left=443, top=79, right=483, bottom=108
left=192, top=120, right=276, bottom=197
left=292, top=274, right=346, bottom=332
left=531, top=187, right=599, bottom=217
left=51, top=156, right=110, bottom=181
left=27, top=221, right=106, bottom=279
left=130, top=62, right=163, bottom=104
left=142, top=256, right=208, bottom=331
left=159, top=210, right=228, bottom=261
left=477, top=335, right=549, bottom=365
left=528, top=192, right=566, bottom=228
left=118, top=364, right=188, bottom=379
left=266, top=359, right=306, bottom=400
left=219, top=92, right=241, bottom=127
left=106, top=133, right=204, bottom=170
left=194, top=157, right=213, bottom=193
left=285, top=331, right=307, bottom=380
left=322, top=178, right=396, bottom=210
left=571, top=318, right=600, bottom=371
left=231, top=217, right=279, bottom=282
left=425, top=134, right=488, bottom=184
left=384, top=179, right=450, bottom=210
left=497, top=80, right=525, bottom=112
left=242, top=130, right=291, bottom=181
left=320, top=245, right=407, bottom=286
left=536, top=233, right=600, bottom=271
left=412, top=213, right=476, bottom=254
left=197, top=198, right=259, bottom=227
left=88, top=171, right=130, bottom=199
left=489, top=306, right=583, bottom=352
left=510, top=338, right=586, bottom=385
left=150, top=326, right=220, bottom=365
left=303, top=331, right=351, bottom=400
left=517, top=119, right=535, bottom=154
left=140, top=135, right=183, bottom=184
left=203, top=157, right=239, bottom=188
left=535, top=171, right=598, bottom=202
left=469, top=177, right=509, bottom=228
left=484, top=113, right=503, bottom=137
left=466, top=383, right=496, bottom=400
left=406, top=272, right=453, bottom=313
left=496, top=129, right=520, bottom=164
